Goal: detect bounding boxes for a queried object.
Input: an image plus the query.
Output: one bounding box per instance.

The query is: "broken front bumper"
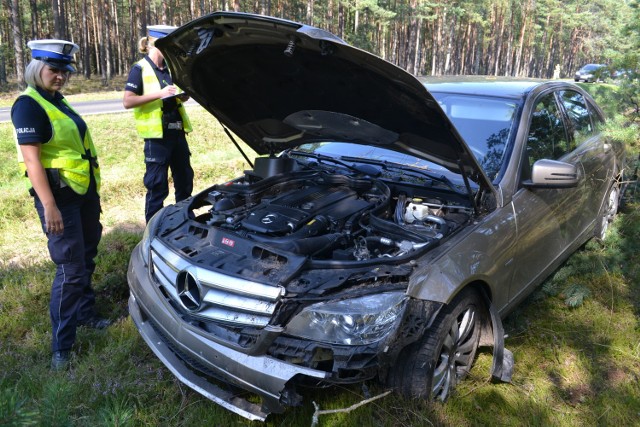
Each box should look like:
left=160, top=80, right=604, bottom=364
left=127, top=244, right=328, bottom=421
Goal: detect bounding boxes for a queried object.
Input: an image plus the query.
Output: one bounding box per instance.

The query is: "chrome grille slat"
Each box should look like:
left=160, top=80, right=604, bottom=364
left=153, top=243, right=184, bottom=274
left=197, top=307, right=271, bottom=326
left=151, top=251, right=179, bottom=289
left=195, top=268, right=282, bottom=300
left=202, top=288, right=277, bottom=315
left=150, top=239, right=284, bottom=328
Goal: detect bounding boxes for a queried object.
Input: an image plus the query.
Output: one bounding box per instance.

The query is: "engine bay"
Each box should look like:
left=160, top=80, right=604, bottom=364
left=186, top=156, right=474, bottom=263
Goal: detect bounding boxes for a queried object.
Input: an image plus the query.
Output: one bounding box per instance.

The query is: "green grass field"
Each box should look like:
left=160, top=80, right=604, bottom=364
left=0, top=84, right=639, bottom=426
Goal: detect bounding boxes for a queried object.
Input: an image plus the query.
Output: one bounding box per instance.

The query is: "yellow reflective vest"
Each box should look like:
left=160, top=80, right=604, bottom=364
left=132, top=58, right=192, bottom=138
left=16, top=86, right=101, bottom=195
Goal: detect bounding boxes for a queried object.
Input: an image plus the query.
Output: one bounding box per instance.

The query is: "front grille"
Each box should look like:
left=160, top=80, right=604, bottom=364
left=150, top=239, right=285, bottom=328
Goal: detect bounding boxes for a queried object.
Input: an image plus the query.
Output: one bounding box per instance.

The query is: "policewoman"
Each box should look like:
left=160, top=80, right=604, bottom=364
left=11, top=40, right=109, bottom=371
left=123, top=25, right=194, bottom=223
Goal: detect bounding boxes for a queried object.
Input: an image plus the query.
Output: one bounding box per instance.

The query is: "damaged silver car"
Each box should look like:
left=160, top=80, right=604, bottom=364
left=126, top=12, right=625, bottom=421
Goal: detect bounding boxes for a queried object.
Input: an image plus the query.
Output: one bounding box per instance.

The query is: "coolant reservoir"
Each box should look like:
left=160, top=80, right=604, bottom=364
left=404, top=201, right=431, bottom=223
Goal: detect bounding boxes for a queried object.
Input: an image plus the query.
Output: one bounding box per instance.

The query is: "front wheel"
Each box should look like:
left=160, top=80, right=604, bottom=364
left=594, top=181, right=620, bottom=242
left=388, top=288, right=483, bottom=401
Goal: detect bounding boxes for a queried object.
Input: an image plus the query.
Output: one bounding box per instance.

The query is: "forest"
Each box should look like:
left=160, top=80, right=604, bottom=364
left=1, top=0, right=638, bottom=87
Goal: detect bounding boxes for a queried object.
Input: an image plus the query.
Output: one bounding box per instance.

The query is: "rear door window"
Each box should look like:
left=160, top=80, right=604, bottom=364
left=559, top=90, right=597, bottom=146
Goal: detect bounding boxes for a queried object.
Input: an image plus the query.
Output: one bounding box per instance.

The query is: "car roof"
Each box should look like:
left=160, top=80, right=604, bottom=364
left=418, top=76, right=549, bottom=99
left=581, top=64, right=605, bottom=69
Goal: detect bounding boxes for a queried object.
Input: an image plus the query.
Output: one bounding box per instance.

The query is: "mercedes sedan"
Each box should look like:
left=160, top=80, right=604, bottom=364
left=126, top=12, right=625, bottom=421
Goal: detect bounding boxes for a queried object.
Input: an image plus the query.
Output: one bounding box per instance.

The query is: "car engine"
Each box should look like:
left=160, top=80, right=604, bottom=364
left=183, top=156, right=473, bottom=264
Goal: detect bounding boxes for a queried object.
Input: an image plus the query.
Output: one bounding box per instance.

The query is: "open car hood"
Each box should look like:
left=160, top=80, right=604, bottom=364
left=157, top=12, right=493, bottom=189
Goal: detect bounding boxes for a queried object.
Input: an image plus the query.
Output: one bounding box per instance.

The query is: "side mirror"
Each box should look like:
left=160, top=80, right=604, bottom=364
left=523, top=159, right=579, bottom=188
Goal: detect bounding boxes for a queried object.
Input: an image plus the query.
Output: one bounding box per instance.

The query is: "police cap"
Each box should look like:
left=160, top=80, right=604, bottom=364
left=147, top=25, right=177, bottom=39
left=28, top=39, right=79, bottom=73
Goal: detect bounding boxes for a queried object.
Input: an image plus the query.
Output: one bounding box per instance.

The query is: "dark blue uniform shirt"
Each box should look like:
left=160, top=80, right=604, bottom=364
left=12, top=86, right=87, bottom=145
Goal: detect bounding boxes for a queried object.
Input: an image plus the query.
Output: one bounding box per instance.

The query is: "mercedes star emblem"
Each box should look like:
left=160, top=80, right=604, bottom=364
left=176, top=269, right=202, bottom=312
left=261, top=213, right=277, bottom=224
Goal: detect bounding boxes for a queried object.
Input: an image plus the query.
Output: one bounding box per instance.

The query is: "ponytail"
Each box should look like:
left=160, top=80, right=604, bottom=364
left=138, top=37, right=149, bottom=54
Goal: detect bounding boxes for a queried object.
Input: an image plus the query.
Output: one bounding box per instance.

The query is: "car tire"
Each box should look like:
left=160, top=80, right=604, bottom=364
left=388, top=288, right=482, bottom=401
left=594, top=181, right=620, bottom=242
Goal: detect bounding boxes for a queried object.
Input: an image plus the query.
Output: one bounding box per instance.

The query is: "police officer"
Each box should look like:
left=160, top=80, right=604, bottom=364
left=11, top=39, right=110, bottom=371
left=123, top=25, right=194, bottom=223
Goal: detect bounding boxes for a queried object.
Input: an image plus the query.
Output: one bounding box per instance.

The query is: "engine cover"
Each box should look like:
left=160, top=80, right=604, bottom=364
left=241, top=185, right=371, bottom=234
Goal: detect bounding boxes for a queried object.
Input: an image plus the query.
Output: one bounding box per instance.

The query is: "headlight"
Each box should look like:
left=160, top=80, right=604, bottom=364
left=140, top=210, right=163, bottom=266
left=284, top=292, right=407, bottom=345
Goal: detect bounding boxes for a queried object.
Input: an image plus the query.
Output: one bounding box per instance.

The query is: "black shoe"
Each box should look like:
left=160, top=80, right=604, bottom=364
left=78, top=316, right=111, bottom=329
left=51, top=350, right=70, bottom=371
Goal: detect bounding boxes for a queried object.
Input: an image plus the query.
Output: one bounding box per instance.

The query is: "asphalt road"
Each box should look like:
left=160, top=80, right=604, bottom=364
left=0, top=98, right=198, bottom=123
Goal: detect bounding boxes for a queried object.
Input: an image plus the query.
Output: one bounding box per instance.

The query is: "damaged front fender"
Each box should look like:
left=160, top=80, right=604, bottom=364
left=479, top=288, right=514, bottom=384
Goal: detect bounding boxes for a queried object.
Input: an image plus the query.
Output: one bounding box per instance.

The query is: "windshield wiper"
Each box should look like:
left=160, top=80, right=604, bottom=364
left=286, top=150, right=381, bottom=177
left=287, top=150, right=468, bottom=195
left=337, top=155, right=465, bottom=194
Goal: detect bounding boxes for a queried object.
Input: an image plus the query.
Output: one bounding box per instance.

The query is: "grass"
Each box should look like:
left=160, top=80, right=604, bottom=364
left=0, top=82, right=639, bottom=426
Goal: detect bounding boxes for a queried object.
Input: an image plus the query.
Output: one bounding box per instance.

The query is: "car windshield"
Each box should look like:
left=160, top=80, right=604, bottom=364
left=582, top=64, right=602, bottom=71
left=429, top=93, right=518, bottom=181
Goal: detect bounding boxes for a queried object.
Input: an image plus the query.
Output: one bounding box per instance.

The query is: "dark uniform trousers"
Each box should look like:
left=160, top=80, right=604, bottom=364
left=34, top=178, right=102, bottom=352
left=143, top=128, right=194, bottom=222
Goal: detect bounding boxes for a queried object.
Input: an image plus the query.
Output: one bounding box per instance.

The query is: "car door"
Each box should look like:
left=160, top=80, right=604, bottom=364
left=557, top=89, right=614, bottom=238
left=507, top=90, right=588, bottom=304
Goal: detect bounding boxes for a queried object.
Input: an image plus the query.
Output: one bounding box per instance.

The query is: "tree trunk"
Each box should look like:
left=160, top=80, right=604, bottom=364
left=51, top=0, right=63, bottom=39
left=567, top=28, right=581, bottom=79
left=10, top=0, right=25, bottom=86
left=473, top=26, right=482, bottom=74
left=111, top=0, right=123, bottom=74
left=58, top=0, right=67, bottom=38
left=405, top=0, right=418, bottom=75
left=504, top=8, right=514, bottom=76
left=306, top=0, right=313, bottom=25
left=103, top=0, right=112, bottom=82
left=29, top=0, right=38, bottom=40
left=137, top=0, right=147, bottom=40
left=128, top=0, right=136, bottom=64
left=0, top=55, right=6, bottom=85
left=83, top=0, right=91, bottom=78
left=460, top=21, right=472, bottom=74
left=492, top=5, right=504, bottom=76
left=338, top=2, right=344, bottom=39
left=90, top=0, right=106, bottom=83
left=514, top=11, right=527, bottom=77
left=444, top=12, right=457, bottom=75
left=413, top=16, right=422, bottom=75
left=432, top=7, right=443, bottom=75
